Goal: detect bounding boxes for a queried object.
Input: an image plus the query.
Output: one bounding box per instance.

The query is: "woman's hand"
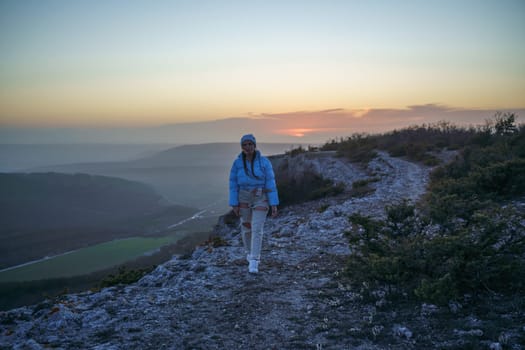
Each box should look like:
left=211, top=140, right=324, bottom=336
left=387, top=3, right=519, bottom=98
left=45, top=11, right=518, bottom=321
left=232, top=206, right=240, bottom=216
left=271, top=206, right=278, bottom=217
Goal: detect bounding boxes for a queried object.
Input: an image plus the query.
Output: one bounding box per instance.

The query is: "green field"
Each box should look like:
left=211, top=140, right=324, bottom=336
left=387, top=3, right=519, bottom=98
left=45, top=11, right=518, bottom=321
left=0, top=235, right=179, bottom=282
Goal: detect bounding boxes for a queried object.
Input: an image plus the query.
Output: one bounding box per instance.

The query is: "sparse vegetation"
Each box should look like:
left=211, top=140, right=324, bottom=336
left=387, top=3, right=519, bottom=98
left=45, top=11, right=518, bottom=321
left=318, top=204, right=330, bottom=213
left=277, top=171, right=345, bottom=206
left=204, top=235, right=230, bottom=248
left=343, top=113, right=525, bottom=304
left=347, top=204, right=525, bottom=304
left=425, top=116, right=525, bottom=225
left=322, top=133, right=377, bottom=164
left=285, top=145, right=308, bottom=157
left=349, top=178, right=379, bottom=197
left=322, top=119, right=484, bottom=165
left=100, top=266, right=155, bottom=288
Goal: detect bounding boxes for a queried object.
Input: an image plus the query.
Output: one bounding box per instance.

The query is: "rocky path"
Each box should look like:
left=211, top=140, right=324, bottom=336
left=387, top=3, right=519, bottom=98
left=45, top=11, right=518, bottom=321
left=1, top=152, right=434, bottom=350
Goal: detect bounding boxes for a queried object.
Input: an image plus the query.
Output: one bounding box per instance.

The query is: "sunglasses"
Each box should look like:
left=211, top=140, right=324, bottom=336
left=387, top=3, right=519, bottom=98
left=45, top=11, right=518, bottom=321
left=242, top=142, right=255, bottom=147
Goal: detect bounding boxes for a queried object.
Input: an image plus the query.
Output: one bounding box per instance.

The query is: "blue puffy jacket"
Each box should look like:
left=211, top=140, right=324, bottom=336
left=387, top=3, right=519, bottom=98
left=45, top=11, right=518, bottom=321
left=229, top=150, right=279, bottom=206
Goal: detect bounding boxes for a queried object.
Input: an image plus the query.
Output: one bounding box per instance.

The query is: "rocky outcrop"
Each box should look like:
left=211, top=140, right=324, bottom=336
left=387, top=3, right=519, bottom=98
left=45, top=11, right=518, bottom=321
left=1, top=152, right=521, bottom=349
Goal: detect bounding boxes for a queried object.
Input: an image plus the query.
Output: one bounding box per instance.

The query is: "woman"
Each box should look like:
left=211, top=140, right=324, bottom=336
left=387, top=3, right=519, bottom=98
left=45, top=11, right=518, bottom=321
left=229, top=134, right=279, bottom=273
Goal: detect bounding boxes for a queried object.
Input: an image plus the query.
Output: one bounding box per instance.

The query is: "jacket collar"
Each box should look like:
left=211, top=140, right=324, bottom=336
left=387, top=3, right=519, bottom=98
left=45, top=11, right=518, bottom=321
left=238, top=150, right=260, bottom=160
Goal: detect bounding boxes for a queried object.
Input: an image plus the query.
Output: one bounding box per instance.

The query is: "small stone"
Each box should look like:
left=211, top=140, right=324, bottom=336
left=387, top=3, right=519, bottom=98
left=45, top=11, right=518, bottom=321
left=448, top=300, right=462, bottom=314
left=498, top=332, right=511, bottom=345
left=393, top=325, right=413, bottom=339
left=372, top=325, right=384, bottom=337
left=421, top=303, right=439, bottom=316
left=489, top=342, right=502, bottom=350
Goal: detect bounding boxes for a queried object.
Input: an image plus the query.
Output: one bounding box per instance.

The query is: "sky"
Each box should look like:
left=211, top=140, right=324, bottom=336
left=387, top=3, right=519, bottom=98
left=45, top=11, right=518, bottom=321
left=1, top=0, right=524, bottom=143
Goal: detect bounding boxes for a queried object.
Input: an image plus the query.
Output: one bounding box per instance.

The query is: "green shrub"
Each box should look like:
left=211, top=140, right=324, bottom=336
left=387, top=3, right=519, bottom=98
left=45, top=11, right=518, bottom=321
left=347, top=212, right=383, bottom=238
left=346, top=210, right=424, bottom=287
left=309, top=180, right=345, bottom=200
left=384, top=199, right=418, bottom=236
left=349, top=178, right=377, bottom=197
left=415, top=207, right=525, bottom=302
left=346, top=200, right=525, bottom=304
left=277, top=172, right=345, bottom=206
left=206, top=236, right=229, bottom=248
left=475, top=159, right=525, bottom=196
left=285, top=146, right=307, bottom=157
left=493, top=112, right=518, bottom=135
left=425, top=120, right=525, bottom=224
left=322, top=121, right=480, bottom=165
left=318, top=204, right=330, bottom=213
left=100, top=266, right=154, bottom=288
left=323, top=133, right=377, bottom=164
left=352, top=177, right=380, bottom=189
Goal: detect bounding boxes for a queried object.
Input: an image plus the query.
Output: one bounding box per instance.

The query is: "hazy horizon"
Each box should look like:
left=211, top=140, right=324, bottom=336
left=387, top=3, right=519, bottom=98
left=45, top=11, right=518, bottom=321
left=0, top=142, right=297, bottom=173
left=2, top=105, right=524, bottom=145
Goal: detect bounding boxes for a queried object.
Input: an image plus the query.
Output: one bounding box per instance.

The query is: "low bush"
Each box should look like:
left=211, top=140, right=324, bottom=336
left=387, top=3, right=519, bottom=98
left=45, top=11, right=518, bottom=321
left=346, top=205, right=525, bottom=304
left=322, top=133, right=377, bottom=164
left=349, top=178, right=378, bottom=197
left=100, top=266, right=154, bottom=288
left=322, top=120, right=483, bottom=165
left=277, top=171, right=345, bottom=206
left=205, top=236, right=229, bottom=248
left=285, top=146, right=308, bottom=157
left=425, top=118, right=525, bottom=224
left=318, top=204, right=330, bottom=213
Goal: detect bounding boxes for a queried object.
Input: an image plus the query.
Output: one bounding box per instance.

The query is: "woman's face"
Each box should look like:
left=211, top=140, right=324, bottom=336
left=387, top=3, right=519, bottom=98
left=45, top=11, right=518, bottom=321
left=241, top=141, right=255, bottom=156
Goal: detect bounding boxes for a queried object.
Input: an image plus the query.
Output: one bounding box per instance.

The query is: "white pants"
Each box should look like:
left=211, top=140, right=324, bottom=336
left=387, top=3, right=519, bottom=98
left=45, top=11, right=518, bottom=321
left=238, top=189, right=269, bottom=261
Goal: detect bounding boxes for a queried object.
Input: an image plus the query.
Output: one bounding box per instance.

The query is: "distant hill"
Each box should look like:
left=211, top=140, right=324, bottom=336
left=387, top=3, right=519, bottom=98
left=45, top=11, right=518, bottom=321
left=0, top=143, right=178, bottom=172
left=1, top=172, right=167, bottom=230
left=133, top=142, right=294, bottom=167
left=28, top=143, right=296, bottom=208
left=0, top=173, right=197, bottom=269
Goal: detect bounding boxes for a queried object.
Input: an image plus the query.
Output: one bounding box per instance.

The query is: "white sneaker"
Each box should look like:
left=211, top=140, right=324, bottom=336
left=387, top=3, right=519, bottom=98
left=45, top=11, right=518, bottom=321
left=248, top=259, right=259, bottom=273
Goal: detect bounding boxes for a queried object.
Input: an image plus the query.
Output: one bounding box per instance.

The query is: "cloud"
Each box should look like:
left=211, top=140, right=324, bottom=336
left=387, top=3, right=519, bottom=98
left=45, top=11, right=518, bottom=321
left=247, top=104, right=525, bottom=142
left=1, top=105, right=523, bottom=144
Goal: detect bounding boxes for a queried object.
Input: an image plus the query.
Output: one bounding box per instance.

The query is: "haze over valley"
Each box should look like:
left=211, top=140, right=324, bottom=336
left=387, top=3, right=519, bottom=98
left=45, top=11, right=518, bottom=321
left=0, top=142, right=294, bottom=283
left=1, top=142, right=295, bottom=208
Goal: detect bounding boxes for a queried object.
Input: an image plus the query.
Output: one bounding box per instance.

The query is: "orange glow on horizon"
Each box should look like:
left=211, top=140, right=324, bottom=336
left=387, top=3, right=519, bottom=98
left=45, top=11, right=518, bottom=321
left=275, top=128, right=317, bottom=138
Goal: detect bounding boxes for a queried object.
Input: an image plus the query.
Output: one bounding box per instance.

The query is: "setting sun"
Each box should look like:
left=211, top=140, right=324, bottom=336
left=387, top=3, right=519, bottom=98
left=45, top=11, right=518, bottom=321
left=282, top=129, right=316, bottom=138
